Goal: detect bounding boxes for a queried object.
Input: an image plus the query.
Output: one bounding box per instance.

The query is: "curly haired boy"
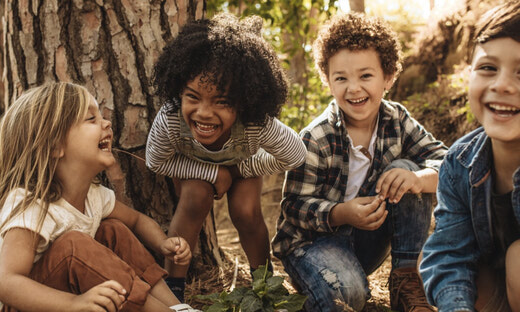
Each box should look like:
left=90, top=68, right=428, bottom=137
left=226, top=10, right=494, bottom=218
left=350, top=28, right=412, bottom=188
left=272, top=12, right=447, bottom=312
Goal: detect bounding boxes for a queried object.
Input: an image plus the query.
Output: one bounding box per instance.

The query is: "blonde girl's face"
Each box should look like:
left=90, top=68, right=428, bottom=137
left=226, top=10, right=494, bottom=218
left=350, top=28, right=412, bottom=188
left=469, top=37, right=520, bottom=145
left=59, top=96, right=115, bottom=175
left=181, top=74, right=237, bottom=151
left=327, top=48, right=394, bottom=128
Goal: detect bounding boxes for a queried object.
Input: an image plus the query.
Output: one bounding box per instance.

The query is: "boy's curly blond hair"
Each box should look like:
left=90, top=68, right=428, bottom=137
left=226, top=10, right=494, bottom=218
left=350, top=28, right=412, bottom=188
left=313, top=12, right=403, bottom=83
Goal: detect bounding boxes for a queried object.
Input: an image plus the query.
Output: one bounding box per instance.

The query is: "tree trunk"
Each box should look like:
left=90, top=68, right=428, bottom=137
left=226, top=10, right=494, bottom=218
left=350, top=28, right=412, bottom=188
left=349, top=0, right=365, bottom=12
left=2, top=0, right=225, bottom=277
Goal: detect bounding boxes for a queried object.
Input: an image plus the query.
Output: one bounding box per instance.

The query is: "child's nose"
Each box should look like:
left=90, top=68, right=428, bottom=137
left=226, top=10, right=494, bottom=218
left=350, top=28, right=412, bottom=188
left=346, top=81, right=361, bottom=93
left=103, top=118, right=112, bottom=129
left=196, top=101, right=213, bottom=117
left=491, top=71, right=516, bottom=94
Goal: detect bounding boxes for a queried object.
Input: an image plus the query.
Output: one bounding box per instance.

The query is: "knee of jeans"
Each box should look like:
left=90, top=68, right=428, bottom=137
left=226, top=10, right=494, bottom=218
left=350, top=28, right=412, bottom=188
left=384, top=159, right=420, bottom=172
left=399, top=192, right=434, bottom=212
left=318, top=268, right=368, bottom=311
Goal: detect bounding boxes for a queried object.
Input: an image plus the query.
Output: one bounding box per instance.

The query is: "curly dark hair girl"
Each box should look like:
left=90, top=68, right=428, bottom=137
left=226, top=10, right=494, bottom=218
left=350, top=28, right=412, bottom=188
left=153, top=13, right=289, bottom=125
left=313, top=12, right=403, bottom=83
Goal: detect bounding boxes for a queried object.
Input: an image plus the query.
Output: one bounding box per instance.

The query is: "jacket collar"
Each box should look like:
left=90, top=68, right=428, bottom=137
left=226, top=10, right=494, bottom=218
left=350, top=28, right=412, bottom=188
left=456, top=128, right=493, bottom=187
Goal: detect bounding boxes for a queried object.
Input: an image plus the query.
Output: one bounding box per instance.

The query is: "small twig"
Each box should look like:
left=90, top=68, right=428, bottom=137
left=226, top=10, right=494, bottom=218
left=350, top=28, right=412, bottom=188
left=112, top=148, right=146, bottom=163
left=229, top=256, right=239, bottom=292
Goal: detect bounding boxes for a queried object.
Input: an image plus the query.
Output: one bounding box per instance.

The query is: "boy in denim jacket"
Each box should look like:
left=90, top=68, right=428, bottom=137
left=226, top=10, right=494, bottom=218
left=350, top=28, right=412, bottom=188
left=420, top=2, right=520, bottom=311
left=272, top=12, right=447, bottom=312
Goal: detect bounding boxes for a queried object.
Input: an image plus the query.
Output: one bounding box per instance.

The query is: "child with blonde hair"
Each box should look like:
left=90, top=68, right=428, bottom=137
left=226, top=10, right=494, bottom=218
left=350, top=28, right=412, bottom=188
left=0, top=82, right=199, bottom=312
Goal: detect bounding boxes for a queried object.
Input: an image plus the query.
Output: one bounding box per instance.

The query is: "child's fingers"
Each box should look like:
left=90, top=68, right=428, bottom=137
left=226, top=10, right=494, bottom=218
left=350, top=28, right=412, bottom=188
left=100, top=280, right=127, bottom=296
left=91, top=281, right=126, bottom=312
left=174, top=248, right=191, bottom=262
left=365, top=209, right=388, bottom=231
left=387, top=178, right=406, bottom=203
left=376, top=171, right=395, bottom=198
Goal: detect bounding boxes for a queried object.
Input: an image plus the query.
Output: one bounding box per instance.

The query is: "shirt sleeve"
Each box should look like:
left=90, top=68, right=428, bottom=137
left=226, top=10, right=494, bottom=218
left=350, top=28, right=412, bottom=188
left=97, top=185, right=116, bottom=219
left=0, top=190, right=56, bottom=248
left=145, top=106, right=219, bottom=183
left=419, top=152, right=478, bottom=311
left=279, top=130, right=338, bottom=233
left=399, top=108, right=448, bottom=171
left=238, top=117, right=307, bottom=178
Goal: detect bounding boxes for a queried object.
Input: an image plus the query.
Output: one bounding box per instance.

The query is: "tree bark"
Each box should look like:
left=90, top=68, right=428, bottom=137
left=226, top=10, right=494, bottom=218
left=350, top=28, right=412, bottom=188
left=2, top=0, right=225, bottom=276
left=349, top=0, right=365, bottom=12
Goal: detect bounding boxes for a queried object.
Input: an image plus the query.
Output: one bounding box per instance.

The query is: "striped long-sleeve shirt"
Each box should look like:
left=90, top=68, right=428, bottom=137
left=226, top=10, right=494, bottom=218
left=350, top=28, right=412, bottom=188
left=272, top=99, right=448, bottom=258
left=145, top=105, right=307, bottom=183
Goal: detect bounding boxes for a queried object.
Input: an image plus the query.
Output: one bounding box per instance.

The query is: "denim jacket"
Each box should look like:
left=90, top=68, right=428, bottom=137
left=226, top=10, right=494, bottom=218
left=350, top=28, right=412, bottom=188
left=420, top=127, right=520, bottom=312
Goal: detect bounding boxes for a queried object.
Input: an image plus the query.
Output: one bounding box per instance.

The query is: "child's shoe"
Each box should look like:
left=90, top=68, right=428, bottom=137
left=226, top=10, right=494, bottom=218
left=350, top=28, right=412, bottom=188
left=389, top=267, right=435, bottom=312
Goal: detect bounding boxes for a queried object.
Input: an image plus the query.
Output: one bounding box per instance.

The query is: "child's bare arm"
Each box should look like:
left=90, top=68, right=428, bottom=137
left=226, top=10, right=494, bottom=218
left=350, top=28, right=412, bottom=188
left=376, top=168, right=438, bottom=203
left=106, top=201, right=192, bottom=263
left=0, top=228, right=125, bottom=312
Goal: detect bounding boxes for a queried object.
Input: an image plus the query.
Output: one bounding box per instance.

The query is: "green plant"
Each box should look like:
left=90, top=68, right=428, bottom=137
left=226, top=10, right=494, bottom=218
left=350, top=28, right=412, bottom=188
left=196, top=265, right=307, bottom=312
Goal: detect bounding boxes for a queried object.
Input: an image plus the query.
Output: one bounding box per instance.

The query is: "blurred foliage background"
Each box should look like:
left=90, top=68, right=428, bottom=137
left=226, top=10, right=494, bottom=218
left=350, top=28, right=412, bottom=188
left=206, top=0, right=506, bottom=146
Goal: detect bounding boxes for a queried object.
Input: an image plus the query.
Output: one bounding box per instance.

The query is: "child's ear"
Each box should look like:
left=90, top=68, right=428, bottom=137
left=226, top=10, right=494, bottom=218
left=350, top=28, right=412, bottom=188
left=384, top=74, right=396, bottom=91
left=52, top=146, right=64, bottom=159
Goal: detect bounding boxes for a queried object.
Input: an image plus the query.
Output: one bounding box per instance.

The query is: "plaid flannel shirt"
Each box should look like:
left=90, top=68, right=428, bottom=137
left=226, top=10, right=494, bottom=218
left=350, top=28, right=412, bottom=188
left=272, top=99, right=448, bottom=259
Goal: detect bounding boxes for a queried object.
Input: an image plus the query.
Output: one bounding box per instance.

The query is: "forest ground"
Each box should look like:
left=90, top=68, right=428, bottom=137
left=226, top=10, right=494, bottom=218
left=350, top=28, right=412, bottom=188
left=186, top=173, right=395, bottom=312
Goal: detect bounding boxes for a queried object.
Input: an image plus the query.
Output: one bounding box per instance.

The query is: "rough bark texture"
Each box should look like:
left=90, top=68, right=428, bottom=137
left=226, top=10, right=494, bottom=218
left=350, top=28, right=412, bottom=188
left=2, top=0, right=225, bottom=274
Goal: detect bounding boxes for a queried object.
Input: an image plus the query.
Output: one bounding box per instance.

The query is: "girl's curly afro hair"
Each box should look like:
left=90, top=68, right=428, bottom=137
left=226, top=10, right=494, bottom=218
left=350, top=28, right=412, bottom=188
left=153, top=13, right=289, bottom=125
left=313, top=12, right=403, bottom=84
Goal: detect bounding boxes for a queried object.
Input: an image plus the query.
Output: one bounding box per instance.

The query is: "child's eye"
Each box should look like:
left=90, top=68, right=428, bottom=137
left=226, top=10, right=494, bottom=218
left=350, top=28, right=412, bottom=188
left=334, top=77, right=346, bottom=81
left=216, top=100, right=230, bottom=106
left=86, top=115, right=96, bottom=121
left=361, top=73, right=373, bottom=79
left=185, top=93, right=199, bottom=100
left=477, top=65, right=497, bottom=72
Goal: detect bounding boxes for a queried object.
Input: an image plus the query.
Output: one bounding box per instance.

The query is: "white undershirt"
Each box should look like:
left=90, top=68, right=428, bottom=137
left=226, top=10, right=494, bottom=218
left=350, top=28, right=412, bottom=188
left=344, top=123, right=378, bottom=201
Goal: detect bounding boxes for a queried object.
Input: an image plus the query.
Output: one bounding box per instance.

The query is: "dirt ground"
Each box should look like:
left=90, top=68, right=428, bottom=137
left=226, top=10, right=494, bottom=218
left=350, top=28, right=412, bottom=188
left=186, top=173, right=395, bottom=312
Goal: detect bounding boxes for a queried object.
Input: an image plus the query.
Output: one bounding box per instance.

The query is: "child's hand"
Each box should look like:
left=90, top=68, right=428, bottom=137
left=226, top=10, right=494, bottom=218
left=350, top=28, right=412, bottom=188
left=160, top=236, right=192, bottom=266
left=338, top=196, right=387, bottom=230
left=214, top=166, right=233, bottom=199
left=71, top=280, right=126, bottom=312
left=376, top=168, right=423, bottom=203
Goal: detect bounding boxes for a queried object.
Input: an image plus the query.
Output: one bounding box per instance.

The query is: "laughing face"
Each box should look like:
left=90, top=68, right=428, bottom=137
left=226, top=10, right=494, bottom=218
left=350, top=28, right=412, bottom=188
left=181, top=74, right=237, bottom=151
left=59, top=96, right=115, bottom=177
left=327, top=48, right=394, bottom=128
left=469, top=37, right=520, bottom=145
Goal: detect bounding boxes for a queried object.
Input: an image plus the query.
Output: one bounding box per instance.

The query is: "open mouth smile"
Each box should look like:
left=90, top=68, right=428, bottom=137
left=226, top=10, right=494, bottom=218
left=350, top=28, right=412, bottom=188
left=194, top=121, right=219, bottom=134
left=347, top=97, right=369, bottom=105
left=98, top=137, right=111, bottom=152
left=487, top=103, right=520, bottom=117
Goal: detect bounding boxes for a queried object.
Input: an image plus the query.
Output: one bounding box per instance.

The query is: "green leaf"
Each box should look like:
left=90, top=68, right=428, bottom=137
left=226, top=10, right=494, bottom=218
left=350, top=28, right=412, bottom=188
left=227, top=287, right=249, bottom=304
left=240, top=293, right=263, bottom=312
left=205, top=302, right=232, bottom=312
left=195, top=292, right=223, bottom=302
left=265, top=276, right=289, bottom=301
left=274, top=294, right=307, bottom=312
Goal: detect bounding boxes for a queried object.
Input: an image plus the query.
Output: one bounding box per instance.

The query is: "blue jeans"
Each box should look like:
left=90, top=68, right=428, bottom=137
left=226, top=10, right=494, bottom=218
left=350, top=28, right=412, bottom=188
left=281, top=160, right=433, bottom=311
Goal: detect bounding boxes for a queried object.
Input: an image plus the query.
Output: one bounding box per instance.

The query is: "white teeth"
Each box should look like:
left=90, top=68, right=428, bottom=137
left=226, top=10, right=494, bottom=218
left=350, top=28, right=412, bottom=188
left=348, top=97, right=368, bottom=104
left=195, top=121, right=217, bottom=133
left=488, top=104, right=519, bottom=112
left=98, top=138, right=111, bottom=151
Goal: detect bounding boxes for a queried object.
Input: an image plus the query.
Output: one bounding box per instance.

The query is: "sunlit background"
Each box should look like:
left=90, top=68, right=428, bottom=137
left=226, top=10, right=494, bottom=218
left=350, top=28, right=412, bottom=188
left=337, top=0, right=460, bottom=21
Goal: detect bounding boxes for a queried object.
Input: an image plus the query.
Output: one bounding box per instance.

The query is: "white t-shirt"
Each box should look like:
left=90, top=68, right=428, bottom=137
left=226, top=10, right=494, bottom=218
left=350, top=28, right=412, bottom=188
left=344, top=125, right=378, bottom=201
left=0, top=184, right=116, bottom=263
